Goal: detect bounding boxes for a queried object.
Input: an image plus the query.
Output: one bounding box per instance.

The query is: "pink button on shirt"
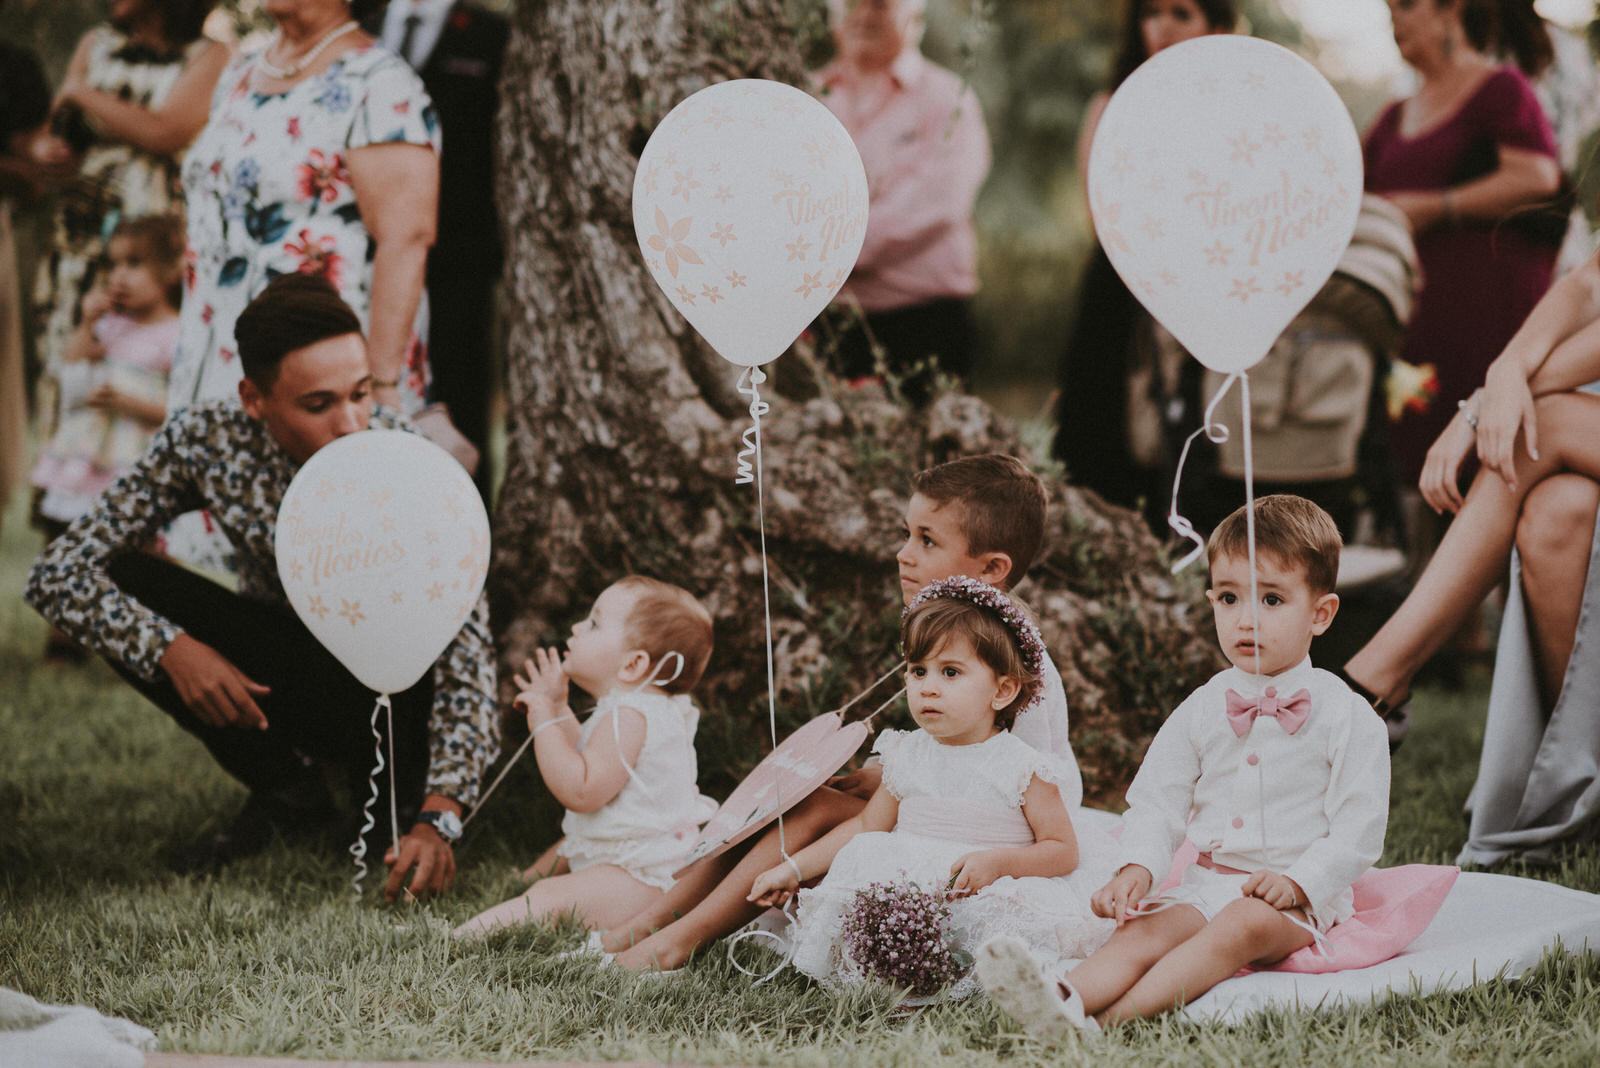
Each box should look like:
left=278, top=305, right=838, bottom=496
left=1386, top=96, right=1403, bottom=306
left=816, top=49, right=991, bottom=313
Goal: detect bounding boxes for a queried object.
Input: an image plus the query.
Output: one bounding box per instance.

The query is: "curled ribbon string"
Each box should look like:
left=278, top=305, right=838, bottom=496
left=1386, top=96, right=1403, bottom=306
left=1167, top=371, right=1242, bottom=574
left=348, top=693, right=392, bottom=895
left=725, top=898, right=802, bottom=985
left=732, top=363, right=800, bottom=924
left=734, top=367, right=770, bottom=487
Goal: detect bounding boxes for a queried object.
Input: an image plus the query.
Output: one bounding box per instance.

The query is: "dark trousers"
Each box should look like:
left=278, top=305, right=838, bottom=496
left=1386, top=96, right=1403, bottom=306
left=425, top=268, right=497, bottom=500
left=826, top=297, right=977, bottom=405
left=106, top=553, right=430, bottom=820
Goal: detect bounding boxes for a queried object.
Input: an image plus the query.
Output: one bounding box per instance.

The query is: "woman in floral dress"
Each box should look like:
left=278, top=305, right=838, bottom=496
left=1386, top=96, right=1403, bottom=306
left=167, top=0, right=439, bottom=567
left=172, top=0, right=438, bottom=412
left=32, top=0, right=227, bottom=435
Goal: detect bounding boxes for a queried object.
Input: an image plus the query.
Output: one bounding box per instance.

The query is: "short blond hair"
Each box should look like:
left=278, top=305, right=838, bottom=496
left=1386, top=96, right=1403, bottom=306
left=614, top=576, right=714, bottom=695
left=1206, top=495, right=1341, bottom=595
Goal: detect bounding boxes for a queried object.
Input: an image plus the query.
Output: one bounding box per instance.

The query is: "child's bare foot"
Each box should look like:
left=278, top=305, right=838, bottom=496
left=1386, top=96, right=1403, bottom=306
left=976, top=937, right=1097, bottom=1043
left=613, top=931, right=692, bottom=972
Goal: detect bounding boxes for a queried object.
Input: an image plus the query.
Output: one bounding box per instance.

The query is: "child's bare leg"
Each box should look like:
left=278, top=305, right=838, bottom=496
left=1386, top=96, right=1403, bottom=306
left=1098, top=898, right=1313, bottom=1025
left=453, top=864, right=665, bottom=940
left=597, top=850, right=738, bottom=953
left=612, top=786, right=867, bottom=971
left=1064, top=905, right=1206, bottom=1016
left=520, top=838, right=568, bottom=882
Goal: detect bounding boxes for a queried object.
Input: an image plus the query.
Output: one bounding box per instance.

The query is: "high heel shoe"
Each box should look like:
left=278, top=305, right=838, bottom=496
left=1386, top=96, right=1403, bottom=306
left=1334, top=666, right=1411, bottom=753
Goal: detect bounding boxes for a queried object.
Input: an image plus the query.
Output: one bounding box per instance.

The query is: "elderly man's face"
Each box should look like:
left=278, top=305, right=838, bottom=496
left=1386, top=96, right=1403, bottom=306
left=239, top=333, right=373, bottom=464
left=836, top=0, right=915, bottom=69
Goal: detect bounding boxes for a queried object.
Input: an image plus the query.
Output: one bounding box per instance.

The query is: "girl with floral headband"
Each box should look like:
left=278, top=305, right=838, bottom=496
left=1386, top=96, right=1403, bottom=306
left=747, top=577, right=1118, bottom=996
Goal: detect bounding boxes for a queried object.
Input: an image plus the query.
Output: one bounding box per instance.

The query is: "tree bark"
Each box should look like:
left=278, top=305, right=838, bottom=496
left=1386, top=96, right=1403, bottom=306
left=490, top=0, right=1221, bottom=805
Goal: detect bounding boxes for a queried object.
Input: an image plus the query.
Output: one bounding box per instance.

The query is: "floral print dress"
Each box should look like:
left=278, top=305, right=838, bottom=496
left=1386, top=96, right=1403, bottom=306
left=166, top=43, right=438, bottom=571
left=171, top=43, right=439, bottom=411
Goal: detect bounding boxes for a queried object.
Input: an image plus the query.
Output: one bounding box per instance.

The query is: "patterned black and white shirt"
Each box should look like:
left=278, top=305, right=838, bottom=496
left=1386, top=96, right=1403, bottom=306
left=24, top=401, right=499, bottom=808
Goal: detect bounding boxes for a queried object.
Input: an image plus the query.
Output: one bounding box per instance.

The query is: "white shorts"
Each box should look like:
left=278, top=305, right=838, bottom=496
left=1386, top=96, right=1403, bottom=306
left=1141, top=864, right=1352, bottom=933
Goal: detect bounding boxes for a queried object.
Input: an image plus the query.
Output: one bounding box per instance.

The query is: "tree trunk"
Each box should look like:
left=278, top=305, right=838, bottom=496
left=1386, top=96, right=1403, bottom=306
left=490, top=0, right=1222, bottom=805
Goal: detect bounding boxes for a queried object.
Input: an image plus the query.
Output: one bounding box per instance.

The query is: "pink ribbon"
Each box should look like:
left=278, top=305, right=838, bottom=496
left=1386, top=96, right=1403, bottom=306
left=1225, top=686, right=1311, bottom=738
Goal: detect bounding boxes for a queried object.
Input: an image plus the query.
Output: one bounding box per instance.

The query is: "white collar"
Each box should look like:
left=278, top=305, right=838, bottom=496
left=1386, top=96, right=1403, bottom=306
left=1220, top=656, right=1317, bottom=699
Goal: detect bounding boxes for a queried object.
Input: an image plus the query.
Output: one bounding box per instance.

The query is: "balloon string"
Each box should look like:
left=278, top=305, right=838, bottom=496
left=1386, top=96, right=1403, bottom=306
left=733, top=366, right=793, bottom=871
left=349, top=693, right=391, bottom=896
left=1241, top=373, right=1261, bottom=688
left=1167, top=371, right=1241, bottom=573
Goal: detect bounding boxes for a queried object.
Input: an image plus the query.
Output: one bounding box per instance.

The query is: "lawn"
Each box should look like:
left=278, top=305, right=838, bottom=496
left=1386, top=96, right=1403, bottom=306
left=4, top=494, right=1600, bottom=1066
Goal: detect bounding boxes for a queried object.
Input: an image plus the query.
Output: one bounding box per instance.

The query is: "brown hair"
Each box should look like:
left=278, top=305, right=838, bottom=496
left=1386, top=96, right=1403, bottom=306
left=901, top=596, right=1039, bottom=731
left=615, top=576, right=715, bottom=695
left=108, top=214, right=186, bottom=311
left=910, top=454, right=1047, bottom=587
left=1207, top=494, right=1341, bottom=595
left=233, top=272, right=363, bottom=389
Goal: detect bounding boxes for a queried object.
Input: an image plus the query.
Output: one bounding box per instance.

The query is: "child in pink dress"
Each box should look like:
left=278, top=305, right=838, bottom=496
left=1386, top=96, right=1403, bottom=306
left=32, top=215, right=181, bottom=529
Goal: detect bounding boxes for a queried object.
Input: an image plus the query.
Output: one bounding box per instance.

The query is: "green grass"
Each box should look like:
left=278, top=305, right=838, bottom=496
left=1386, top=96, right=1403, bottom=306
left=4, top=496, right=1600, bottom=1065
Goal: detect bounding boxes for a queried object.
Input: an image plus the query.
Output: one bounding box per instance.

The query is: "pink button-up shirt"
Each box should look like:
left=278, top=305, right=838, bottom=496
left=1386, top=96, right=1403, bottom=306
left=816, top=49, right=991, bottom=312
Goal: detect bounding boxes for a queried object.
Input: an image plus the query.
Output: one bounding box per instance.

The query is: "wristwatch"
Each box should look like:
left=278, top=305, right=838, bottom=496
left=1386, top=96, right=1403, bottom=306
left=415, top=808, right=463, bottom=842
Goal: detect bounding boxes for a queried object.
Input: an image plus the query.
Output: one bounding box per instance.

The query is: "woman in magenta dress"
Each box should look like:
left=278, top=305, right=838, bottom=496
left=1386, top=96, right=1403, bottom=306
left=1363, top=0, right=1561, bottom=484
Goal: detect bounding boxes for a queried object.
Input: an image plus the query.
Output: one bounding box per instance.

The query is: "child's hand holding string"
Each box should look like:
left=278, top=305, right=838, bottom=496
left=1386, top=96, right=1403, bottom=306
left=747, top=863, right=800, bottom=907
left=1241, top=870, right=1306, bottom=911
left=1092, top=864, right=1153, bottom=925
left=514, top=647, right=570, bottom=730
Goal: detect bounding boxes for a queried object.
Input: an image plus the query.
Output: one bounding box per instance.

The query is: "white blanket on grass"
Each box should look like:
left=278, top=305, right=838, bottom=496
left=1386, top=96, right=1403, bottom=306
left=0, top=987, right=154, bottom=1067
left=1180, top=871, right=1600, bottom=1024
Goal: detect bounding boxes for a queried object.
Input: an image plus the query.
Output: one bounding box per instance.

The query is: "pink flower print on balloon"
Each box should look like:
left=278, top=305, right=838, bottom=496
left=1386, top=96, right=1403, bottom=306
left=286, top=229, right=345, bottom=289
left=647, top=207, right=703, bottom=278
left=296, top=148, right=348, bottom=204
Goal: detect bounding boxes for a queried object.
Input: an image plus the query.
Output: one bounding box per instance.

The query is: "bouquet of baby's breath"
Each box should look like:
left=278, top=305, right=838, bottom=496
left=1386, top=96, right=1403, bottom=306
left=839, top=881, right=972, bottom=997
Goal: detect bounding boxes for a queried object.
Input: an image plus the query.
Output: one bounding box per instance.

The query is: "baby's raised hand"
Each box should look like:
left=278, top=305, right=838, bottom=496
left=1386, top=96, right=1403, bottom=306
left=948, top=850, right=1006, bottom=896
left=513, top=647, right=569, bottom=725
left=1091, top=864, right=1153, bottom=925
left=747, top=864, right=799, bottom=907
left=1241, top=870, right=1305, bottom=911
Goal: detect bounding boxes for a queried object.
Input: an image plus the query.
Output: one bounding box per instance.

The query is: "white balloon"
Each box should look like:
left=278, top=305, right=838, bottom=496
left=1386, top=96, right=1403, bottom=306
left=1088, top=36, right=1363, bottom=373
left=632, top=79, right=870, bottom=367
left=275, top=430, right=489, bottom=695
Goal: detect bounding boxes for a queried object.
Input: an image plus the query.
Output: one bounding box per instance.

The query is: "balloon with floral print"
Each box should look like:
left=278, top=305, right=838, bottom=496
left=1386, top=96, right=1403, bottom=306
left=275, top=430, right=488, bottom=694
left=632, top=79, right=869, bottom=368
left=1088, top=36, right=1363, bottom=373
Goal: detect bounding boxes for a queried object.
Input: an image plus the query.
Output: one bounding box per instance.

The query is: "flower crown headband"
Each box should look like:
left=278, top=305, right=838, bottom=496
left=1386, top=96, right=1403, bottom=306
left=903, top=576, right=1047, bottom=713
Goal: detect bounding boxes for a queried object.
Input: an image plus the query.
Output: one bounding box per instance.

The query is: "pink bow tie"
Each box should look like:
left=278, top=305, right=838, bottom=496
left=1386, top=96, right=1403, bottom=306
left=1225, top=686, right=1311, bottom=738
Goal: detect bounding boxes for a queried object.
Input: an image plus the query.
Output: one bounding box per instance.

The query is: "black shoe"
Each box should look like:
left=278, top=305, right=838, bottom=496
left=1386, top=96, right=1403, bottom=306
left=169, top=792, right=342, bottom=873
left=1334, top=666, right=1412, bottom=754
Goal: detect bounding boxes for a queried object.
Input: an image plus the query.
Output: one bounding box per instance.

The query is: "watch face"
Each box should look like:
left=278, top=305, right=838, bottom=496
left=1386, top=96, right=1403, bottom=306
left=425, top=810, right=462, bottom=840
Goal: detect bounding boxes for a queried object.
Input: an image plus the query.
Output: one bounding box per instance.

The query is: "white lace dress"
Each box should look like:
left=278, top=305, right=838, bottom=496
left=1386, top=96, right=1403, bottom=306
left=557, top=690, right=718, bottom=890
left=789, top=729, right=1117, bottom=996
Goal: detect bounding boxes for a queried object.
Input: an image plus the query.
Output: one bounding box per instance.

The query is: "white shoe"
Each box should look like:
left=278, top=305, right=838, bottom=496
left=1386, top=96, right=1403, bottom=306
left=552, top=930, right=614, bottom=964
left=976, top=937, right=1096, bottom=1044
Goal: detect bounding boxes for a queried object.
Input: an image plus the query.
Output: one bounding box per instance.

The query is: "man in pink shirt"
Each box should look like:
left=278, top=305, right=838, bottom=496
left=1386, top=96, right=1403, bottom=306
left=816, top=0, right=991, bottom=404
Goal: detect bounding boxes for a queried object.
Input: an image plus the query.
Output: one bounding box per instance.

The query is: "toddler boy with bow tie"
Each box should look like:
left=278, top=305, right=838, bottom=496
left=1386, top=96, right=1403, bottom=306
left=979, top=495, right=1390, bottom=1039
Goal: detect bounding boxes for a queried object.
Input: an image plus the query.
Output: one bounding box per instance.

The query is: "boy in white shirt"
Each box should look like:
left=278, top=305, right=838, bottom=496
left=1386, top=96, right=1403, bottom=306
left=979, top=495, right=1390, bottom=1038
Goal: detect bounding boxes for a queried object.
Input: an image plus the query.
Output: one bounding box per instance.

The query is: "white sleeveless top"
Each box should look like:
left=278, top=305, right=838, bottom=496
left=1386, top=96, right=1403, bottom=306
left=558, top=690, right=718, bottom=889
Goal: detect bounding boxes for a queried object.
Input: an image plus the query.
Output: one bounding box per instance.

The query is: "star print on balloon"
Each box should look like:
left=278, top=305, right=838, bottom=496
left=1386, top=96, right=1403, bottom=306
left=1088, top=36, right=1362, bottom=373
left=276, top=429, right=489, bottom=695
left=632, top=79, right=869, bottom=368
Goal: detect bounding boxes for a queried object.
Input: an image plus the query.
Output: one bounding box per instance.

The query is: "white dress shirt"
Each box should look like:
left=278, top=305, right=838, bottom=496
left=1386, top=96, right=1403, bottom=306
left=1013, top=655, right=1083, bottom=810
left=1117, top=657, right=1390, bottom=920
left=380, top=0, right=455, bottom=69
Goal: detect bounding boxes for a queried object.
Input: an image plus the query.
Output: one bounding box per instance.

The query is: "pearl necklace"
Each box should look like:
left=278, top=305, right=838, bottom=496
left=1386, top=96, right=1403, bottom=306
left=256, top=19, right=358, bottom=80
